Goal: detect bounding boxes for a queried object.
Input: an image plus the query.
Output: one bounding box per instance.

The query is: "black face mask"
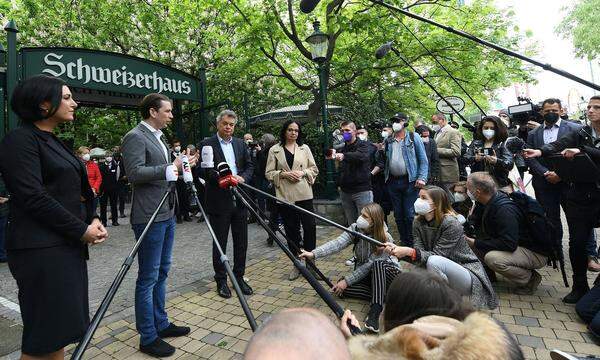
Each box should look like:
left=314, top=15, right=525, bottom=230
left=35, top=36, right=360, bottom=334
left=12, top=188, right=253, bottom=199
left=544, top=112, right=559, bottom=125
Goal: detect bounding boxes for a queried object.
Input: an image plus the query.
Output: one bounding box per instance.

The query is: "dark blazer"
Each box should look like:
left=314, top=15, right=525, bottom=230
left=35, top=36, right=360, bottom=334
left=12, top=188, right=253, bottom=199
left=526, top=120, right=582, bottom=188
left=0, top=123, right=94, bottom=250
left=99, top=160, right=119, bottom=193
left=199, top=134, right=254, bottom=214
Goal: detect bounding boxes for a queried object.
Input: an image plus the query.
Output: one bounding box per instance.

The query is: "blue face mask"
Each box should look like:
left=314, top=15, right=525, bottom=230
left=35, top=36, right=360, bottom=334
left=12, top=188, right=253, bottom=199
left=342, top=132, right=353, bottom=142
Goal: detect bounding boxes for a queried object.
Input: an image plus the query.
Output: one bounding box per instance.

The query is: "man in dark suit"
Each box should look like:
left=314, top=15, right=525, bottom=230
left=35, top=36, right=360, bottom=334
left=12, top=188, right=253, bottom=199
left=199, top=109, right=254, bottom=299
left=99, top=152, right=120, bottom=227
left=525, top=98, right=593, bottom=303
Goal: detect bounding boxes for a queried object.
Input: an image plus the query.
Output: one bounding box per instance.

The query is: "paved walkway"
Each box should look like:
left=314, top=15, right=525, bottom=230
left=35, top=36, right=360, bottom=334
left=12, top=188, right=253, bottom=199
left=1, top=209, right=599, bottom=359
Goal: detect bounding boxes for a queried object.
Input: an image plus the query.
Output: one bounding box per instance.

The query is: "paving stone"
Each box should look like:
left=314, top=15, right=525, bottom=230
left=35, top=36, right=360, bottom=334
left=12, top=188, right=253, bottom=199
left=571, top=341, right=600, bottom=355
left=516, top=335, right=545, bottom=349
left=528, top=327, right=556, bottom=339
left=201, top=332, right=225, bottom=345
left=514, top=316, right=540, bottom=327
left=553, top=329, right=585, bottom=342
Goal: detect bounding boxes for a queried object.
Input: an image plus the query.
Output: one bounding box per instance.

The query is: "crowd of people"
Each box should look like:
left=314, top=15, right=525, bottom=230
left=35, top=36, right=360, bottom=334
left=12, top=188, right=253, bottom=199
left=0, top=73, right=599, bottom=360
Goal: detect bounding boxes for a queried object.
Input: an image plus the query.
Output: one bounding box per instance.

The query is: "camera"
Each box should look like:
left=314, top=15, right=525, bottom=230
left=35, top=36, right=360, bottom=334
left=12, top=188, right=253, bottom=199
left=507, top=97, right=543, bottom=126
left=248, top=141, right=259, bottom=148
left=463, top=220, right=476, bottom=238
left=477, top=147, right=494, bottom=156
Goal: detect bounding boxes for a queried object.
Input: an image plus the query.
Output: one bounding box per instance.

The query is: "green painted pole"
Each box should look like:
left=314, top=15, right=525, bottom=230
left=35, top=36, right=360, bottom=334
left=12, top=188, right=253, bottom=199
left=199, top=67, right=208, bottom=140
left=319, top=62, right=336, bottom=200
left=4, top=20, right=18, bottom=131
left=0, top=43, right=5, bottom=139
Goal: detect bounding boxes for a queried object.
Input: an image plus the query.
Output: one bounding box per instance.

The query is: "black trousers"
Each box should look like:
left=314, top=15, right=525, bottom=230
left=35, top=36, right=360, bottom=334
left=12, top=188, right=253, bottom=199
left=533, top=182, right=564, bottom=253
left=116, top=182, right=128, bottom=215
left=278, top=199, right=316, bottom=253
left=100, top=190, right=118, bottom=224
left=210, top=207, right=248, bottom=282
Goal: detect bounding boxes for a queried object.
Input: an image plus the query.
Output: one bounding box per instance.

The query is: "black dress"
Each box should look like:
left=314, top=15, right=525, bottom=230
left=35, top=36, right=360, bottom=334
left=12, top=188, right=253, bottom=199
left=0, top=123, right=94, bottom=355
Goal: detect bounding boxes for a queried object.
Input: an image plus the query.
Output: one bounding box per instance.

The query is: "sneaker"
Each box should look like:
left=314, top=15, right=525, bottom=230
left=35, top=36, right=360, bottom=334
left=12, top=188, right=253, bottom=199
left=364, top=304, right=383, bottom=333
left=589, top=256, right=600, bottom=272
left=345, top=256, right=356, bottom=267
left=514, top=270, right=542, bottom=295
left=550, top=349, right=599, bottom=360
left=139, top=338, right=175, bottom=357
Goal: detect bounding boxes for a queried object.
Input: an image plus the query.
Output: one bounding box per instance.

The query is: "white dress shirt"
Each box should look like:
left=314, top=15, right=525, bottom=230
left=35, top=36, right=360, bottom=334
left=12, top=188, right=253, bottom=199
left=217, top=134, right=239, bottom=176
left=543, top=119, right=561, bottom=145
left=141, top=121, right=177, bottom=181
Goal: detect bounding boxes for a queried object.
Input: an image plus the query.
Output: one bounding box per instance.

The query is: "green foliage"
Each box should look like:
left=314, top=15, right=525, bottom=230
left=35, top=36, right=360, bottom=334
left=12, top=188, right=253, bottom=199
left=557, top=0, right=600, bottom=60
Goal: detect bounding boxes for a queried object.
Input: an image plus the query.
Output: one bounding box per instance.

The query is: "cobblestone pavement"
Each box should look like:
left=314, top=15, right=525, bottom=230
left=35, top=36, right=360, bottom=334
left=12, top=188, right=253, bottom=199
left=1, top=206, right=600, bottom=359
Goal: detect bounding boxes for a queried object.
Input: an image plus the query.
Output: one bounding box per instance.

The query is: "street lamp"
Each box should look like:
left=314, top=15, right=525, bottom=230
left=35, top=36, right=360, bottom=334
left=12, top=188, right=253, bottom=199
left=306, top=20, right=336, bottom=199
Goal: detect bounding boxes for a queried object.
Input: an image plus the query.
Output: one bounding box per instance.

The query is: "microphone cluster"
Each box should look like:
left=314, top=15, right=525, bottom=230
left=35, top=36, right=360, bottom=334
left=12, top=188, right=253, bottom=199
left=217, top=162, right=239, bottom=189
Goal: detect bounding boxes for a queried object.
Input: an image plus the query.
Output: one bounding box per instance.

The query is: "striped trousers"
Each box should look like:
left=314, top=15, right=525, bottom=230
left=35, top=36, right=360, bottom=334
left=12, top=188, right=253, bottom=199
left=342, top=260, right=401, bottom=306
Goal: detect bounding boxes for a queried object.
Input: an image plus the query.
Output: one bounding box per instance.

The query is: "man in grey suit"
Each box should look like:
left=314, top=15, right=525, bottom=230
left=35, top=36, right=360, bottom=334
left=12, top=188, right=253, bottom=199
left=525, top=98, right=595, bottom=303
left=121, top=93, right=197, bottom=357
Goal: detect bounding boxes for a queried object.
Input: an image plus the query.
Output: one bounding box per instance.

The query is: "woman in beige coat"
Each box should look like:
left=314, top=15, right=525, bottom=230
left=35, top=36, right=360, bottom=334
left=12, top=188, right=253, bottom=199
left=266, top=120, right=319, bottom=280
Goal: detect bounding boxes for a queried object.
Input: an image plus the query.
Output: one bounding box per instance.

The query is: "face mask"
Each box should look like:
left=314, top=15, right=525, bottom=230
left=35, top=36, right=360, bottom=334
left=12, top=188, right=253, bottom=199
left=381, top=130, right=389, bottom=139
left=357, top=134, right=367, bottom=141
left=421, top=137, right=430, bottom=143
left=392, top=122, right=404, bottom=132
left=342, top=132, right=353, bottom=142
left=105, top=157, right=113, bottom=163
left=414, top=198, right=433, bottom=215
left=467, top=189, right=476, bottom=202
left=454, top=192, right=467, bottom=202
left=174, top=146, right=181, bottom=153
left=431, top=124, right=441, bottom=132
left=544, top=112, right=559, bottom=125
left=82, top=154, right=90, bottom=162
left=356, top=216, right=370, bottom=230
left=482, top=129, right=495, bottom=140
left=245, top=139, right=252, bottom=144
left=456, top=214, right=467, bottom=225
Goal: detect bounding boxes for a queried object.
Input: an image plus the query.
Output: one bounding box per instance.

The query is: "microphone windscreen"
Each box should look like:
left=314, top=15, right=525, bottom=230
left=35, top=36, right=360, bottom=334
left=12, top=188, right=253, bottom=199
left=217, top=162, right=232, bottom=177
left=181, top=155, right=194, bottom=183
left=201, top=145, right=214, bottom=168
left=299, top=0, right=321, bottom=13
left=505, top=137, right=526, bottom=154
left=375, top=42, right=392, bottom=59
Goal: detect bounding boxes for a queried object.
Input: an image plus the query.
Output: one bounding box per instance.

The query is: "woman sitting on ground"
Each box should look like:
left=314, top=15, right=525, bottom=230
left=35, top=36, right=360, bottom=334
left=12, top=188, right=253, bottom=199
left=385, top=186, right=498, bottom=309
left=300, top=203, right=400, bottom=333
left=340, top=270, right=524, bottom=360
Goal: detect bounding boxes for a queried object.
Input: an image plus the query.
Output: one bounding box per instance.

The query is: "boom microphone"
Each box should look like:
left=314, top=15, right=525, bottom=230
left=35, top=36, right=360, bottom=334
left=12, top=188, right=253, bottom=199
left=299, top=0, right=321, bottom=13
left=375, top=42, right=393, bottom=59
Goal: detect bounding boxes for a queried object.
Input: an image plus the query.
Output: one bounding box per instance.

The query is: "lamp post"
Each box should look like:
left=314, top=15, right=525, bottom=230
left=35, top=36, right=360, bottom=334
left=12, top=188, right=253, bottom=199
left=306, top=20, right=336, bottom=199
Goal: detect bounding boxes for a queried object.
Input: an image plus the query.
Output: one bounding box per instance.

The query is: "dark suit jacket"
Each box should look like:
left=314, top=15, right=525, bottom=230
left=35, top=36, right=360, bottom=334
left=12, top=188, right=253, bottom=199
left=199, top=135, right=254, bottom=215
left=0, top=123, right=95, bottom=250
left=526, top=120, right=581, bottom=188
left=99, top=160, right=119, bottom=193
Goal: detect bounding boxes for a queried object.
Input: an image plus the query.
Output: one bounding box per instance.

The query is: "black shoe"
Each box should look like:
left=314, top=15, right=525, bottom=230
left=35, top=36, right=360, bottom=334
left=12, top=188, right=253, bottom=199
left=0, top=258, right=7, bottom=263
left=237, top=277, right=253, bottom=295
left=562, top=288, right=588, bottom=304
left=217, top=281, right=232, bottom=299
left=176, top=218, right=183, bottom=224
left=364, top=304, right=383, bottom=333
left=112, top=221, right=120, bottom=226
left=102, top=221, right=108, bottom=227
left=139, top=338, right=175, bottom=358
left=158, top=323, right=191, bottom=338
left=184, top=216, right=193, bottom=222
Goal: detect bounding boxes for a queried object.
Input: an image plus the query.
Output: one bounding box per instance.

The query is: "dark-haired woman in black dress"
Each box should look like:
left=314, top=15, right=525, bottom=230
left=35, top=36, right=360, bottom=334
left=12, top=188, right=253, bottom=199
left=0, top=75, right=108, bottom=359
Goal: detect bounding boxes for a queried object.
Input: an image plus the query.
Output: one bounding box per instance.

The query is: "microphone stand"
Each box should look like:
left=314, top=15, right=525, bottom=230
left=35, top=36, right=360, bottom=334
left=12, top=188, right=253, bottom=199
left=72, top=188, right=173, bottom=360
left=229, top=185, right=362, bottom=335
left=235, top=186, right=334, bottom=288
left=188, top=182, right=258, bottom=331
left=369, top=0, right=600, bottom=92
left=239, top=182, right=385, bottom=248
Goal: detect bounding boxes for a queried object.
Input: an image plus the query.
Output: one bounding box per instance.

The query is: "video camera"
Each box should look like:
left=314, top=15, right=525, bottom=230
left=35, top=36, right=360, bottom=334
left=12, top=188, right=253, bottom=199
left=507, top=97, right=543, bottom=126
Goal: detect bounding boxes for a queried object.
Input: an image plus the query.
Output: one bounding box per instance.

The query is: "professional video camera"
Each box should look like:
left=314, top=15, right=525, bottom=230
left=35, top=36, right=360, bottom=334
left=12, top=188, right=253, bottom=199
left=507, top=97, right=543, bottom=126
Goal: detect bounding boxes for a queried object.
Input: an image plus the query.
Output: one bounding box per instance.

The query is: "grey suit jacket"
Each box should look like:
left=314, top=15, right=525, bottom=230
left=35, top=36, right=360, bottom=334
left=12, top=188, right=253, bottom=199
left=121, top=122, right=175, bottom=225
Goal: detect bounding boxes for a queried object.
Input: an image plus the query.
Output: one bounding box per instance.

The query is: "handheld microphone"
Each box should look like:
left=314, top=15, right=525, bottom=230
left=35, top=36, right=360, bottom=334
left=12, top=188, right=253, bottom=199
left=201, top=146, right=214, bottom=168
left=217, top=162, right=238, bottom=189
left=299, top=0, right=320, bottom=13
left=181, top=155, right=200, bottom=211
left=375, top=42, right=393, bottom=59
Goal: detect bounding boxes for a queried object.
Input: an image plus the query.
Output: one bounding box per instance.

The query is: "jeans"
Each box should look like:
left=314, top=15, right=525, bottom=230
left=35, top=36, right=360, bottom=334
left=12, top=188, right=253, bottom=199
left=426, top=255, right=472, bottom=296
left=0, top=216, right=7, bottom=261
left=387, top=176, right=419, bottom=246
left=132, top=217, right=176, bottom=346
left=576, top=282, right=600, bottom=339
left=587, top=231, right=598, bottom=257
left=340, top=190, right=373, bottom=226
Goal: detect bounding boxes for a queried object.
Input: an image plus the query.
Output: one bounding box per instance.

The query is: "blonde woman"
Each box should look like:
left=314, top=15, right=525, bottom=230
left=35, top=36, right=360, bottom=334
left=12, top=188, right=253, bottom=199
left=300, top=203, right=400, bottom=333
left=385, top=186, right=498, bottom=309
left=265, top=120, right=318, bottom=280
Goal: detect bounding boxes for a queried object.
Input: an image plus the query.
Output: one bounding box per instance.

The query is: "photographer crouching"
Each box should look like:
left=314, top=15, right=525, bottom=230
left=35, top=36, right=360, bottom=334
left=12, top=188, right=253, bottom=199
left=463, top=172, right=549, bottom=295
left=524, top=95, right=600, bottom=303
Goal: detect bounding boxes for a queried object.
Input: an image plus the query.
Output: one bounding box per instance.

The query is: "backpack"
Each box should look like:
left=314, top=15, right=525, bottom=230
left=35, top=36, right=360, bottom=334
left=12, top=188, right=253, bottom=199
left=508, top=191, right=569, bottom=287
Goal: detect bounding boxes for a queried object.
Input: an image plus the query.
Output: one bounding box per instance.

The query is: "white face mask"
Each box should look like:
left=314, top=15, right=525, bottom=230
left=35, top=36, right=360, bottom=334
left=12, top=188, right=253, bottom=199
left=357, top=134, right=367, bottom=141
left=356, top=216, right=370, bottom=230
left=453, top=192, right=467, bottom=202
left=467, top=189, right=477, bottom=202
left=422, top=137, right=430, bottom=143
left=456, top=214, right=467, bottom=225
left=105, top=157, right=113, bottom=163
left=414, top=198, right=433, bottom=215
left=174, top=146, right=181, bottom=153
left=431, top=124, right=441, bottom=132
left=82, top=154, right=90, bottom=162
left=392, top=122, right=404, bottom=132
left=381, top=130, right=389, bottom=139
left=482, top=129, right=495, bottom=140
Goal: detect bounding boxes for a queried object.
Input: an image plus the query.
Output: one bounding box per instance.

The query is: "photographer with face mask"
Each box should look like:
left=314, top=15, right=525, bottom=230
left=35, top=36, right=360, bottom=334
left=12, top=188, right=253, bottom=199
left=464, top=116, right=514, bottom=191
left=300, top=203, right=400, bottom=333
